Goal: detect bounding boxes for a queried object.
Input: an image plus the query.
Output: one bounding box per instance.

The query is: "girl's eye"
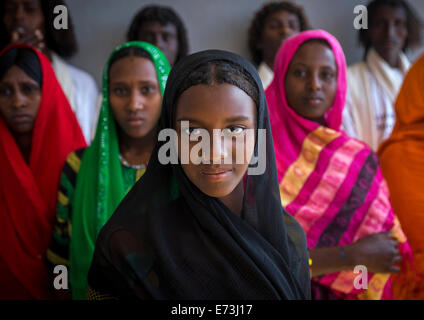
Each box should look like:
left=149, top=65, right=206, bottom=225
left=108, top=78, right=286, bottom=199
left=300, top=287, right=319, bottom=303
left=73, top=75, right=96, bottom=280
left=185, top=128, right=202, bottom=136
left=140, top=86, right=156, bottom=95
left=321, top=71, right=334, bottom=80
left=294, top=69, right=306, bottom=77
left=0, top=87, right=12, bottom=96
left=22, top=84, right=39, bottom=95
left=113, top=87, right=128, bottom=96
left=288, top=21, right=298, bottom=30
left=223, top=126, right=246, bottom=136
left=25, top=5, right=38, bottom=14
left=267, top=21, right=280, bottom=29
left=230, top=126, right=245, bottom=135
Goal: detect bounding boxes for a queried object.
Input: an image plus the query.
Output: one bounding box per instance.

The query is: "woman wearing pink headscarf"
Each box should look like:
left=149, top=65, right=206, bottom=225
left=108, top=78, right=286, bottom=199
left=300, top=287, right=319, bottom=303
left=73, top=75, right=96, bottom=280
left=265, top=29, right=418, bottom=300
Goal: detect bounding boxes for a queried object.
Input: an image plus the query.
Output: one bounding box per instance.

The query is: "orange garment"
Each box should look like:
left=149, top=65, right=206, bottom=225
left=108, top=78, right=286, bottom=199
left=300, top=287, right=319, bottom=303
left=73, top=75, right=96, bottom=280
left=379, top=54, right=424, bottom=299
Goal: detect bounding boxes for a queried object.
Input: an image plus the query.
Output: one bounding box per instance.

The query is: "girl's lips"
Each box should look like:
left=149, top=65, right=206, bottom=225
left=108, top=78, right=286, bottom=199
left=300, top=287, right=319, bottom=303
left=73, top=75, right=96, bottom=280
left=127, top=118, right=145, bottom=125
left=201, top=170, right=232, bottom=181
left=12, top=114, right=32, bottom=124
left=307, top=98, right=323, bottom=105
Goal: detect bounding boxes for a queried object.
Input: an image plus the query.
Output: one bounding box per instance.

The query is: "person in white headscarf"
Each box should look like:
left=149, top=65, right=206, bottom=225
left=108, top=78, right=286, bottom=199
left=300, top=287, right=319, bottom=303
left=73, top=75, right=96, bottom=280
left=342, top=0, right=422, bottom=151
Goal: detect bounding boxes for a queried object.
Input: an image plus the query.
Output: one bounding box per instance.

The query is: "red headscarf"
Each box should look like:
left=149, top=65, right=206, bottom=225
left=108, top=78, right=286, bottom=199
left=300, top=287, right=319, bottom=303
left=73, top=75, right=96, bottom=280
left=0, top=44, right=86, bottom=299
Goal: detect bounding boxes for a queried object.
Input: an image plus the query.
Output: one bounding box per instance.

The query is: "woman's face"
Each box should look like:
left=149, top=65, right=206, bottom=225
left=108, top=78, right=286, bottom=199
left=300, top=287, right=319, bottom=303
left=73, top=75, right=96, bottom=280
left=137, top=21, right=179, bottom=66
left=284, top=41, right=337, bottom=123
left=368, top=5, right=408, bottom=63
left=0, top=65, right=41, bottom=134
left=175, top=83, right=256, bottom=198
left=260, top=10, right=301, bottom=67
left=3, top=0, right=45, bottom=41
left=109, top=56, right=162, bottom=139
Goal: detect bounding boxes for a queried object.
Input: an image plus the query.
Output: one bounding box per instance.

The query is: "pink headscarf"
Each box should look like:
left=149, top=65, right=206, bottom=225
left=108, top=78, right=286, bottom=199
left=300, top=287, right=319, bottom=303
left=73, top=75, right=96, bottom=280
left=265, top=30, right=419, bottom=300
left=265, top=30, right=347, bottom=181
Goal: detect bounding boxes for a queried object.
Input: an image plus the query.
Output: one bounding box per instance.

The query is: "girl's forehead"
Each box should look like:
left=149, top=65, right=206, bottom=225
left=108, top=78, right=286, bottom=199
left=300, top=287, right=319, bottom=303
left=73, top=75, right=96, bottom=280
left=174, top=84, right=256, bottom=122
left=290, top=42, right=337, bottom=67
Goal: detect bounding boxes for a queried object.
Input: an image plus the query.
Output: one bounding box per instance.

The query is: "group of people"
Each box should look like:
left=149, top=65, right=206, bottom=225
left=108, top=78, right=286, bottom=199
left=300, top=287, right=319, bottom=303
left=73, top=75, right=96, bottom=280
left=1, top=0, right=424, bottom=300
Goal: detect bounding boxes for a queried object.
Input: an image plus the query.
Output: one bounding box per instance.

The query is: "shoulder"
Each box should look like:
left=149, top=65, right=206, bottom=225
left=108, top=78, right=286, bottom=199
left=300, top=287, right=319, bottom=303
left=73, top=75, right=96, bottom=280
left=347, top=61, right=368, bottom=78
left=65, top=63, right=99, bottom=98
left=67, top=63, right=97, bottom=85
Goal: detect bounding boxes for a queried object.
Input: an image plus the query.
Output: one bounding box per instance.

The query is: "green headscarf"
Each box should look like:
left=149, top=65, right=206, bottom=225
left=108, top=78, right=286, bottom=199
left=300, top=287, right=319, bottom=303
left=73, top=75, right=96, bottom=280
left=69, top=41, right=171, bottom=300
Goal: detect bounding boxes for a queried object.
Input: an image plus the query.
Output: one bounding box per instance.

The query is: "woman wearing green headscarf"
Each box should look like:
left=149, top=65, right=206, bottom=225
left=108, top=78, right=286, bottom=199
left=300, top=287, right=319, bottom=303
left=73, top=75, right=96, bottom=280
left=46, top=41, right=171, bottom=300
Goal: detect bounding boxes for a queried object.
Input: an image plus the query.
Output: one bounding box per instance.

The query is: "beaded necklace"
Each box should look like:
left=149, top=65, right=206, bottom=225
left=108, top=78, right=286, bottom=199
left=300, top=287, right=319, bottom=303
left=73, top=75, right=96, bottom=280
left=118, top=153, right=147, bottom=169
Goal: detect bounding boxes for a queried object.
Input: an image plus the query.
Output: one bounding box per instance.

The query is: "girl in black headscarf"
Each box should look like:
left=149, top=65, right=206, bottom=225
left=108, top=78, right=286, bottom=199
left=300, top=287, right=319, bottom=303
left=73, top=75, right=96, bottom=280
left=87, top=50, right=311, bottom=300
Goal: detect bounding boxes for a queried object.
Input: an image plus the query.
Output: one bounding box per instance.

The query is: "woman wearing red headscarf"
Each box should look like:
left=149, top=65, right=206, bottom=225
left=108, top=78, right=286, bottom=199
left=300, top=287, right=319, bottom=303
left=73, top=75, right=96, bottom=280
left=0, top=44, right=86, bottom=299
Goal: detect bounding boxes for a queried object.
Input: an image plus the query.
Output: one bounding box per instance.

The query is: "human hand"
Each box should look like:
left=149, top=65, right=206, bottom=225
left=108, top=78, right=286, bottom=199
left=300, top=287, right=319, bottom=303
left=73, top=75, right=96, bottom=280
left=349, top=231, right=401, bottom=274
left=10, top=27, right=46, bottom=53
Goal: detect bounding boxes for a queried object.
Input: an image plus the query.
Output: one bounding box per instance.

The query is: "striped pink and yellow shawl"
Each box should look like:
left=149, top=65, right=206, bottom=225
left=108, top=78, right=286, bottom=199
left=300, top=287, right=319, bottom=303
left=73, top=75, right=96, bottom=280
left=265, top=30, right=415, bottom=300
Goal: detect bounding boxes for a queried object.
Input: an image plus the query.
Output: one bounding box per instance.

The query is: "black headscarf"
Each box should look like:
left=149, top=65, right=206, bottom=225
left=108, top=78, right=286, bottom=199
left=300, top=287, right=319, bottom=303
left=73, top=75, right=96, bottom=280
left=0, top=47, right=42, bottom=85
left=88, top=50, right=311, bottom=300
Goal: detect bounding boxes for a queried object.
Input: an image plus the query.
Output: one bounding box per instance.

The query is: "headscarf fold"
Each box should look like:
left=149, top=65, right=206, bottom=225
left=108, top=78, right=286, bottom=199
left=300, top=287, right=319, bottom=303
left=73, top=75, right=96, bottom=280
left=379, top=54, right=424, bottom=299
left=0, top=44, right=86, bottom=299
left=266, top=30, right=415, bottom=300
left=87, top=49, right=311, bottom=299
left=69, top=41, right=171, bottom=300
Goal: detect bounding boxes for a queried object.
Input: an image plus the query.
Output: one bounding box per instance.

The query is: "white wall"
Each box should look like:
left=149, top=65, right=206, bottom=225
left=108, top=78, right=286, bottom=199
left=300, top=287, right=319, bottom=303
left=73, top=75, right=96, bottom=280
left=65, top=0, right=424, bottom=85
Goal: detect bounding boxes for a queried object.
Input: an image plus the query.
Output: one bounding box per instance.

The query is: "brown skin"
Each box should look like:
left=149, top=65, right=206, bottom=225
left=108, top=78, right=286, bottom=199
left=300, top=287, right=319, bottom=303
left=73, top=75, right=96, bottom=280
left=137, top=21, right=179, bottom=66
left=109, top=56, right=162, bottom=166
left=259, top=10, right=301, bottom=70
left=285, top=41, right=337, bottom=126
left=284, top=41, right=402, bottom=277
left=368, top=5, right=408, bottom=68
left=0, top=65, right=41, bottom=163
left=175, top=84, right=256, bottom=216
left=3, top=0, right=49, bottom=58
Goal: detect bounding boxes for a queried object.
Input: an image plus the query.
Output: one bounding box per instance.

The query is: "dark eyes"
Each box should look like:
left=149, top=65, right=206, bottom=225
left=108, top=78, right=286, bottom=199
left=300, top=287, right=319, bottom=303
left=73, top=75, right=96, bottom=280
left=321, top=71, right=335, bottom=79
left=185, top=126, right=246, bottom=136
left=162, top=33, right=170, bottom=42
left=0, top=85, right=39, bottom=97
left=0, top=87, right=12, bottom=96
left=267, top=20, right=298, bottom=31
left=292, top=69, right=335, bottom=80
left=293, top=69, right=306, bottom=77
left=24, top=5, right=39, bottom=13
left=139, top=32, right=173, bottom=42
left=22, top=84, right=40, bottom=94
left=140, top=86, right=157, bottom=95
left=4, top=4, right=39, bottom=14
left=226, top=126, right=245, bottom=135
left=112, top=87, right=128, bottom=96
left=112, top=86, right=157, bottom=96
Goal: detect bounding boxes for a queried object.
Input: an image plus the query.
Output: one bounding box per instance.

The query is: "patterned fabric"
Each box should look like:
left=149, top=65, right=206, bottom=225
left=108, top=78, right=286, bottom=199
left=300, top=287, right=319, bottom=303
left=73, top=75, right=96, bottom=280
left=87, top=50, right=311, bottom=300
left=265, top=30, right=415, bottom=300
left=0, top=44, right=86, bottom=299
left=86, top=286, right=117, bottom=300
left=47, top=148, right=146, bottom=289
left=62, top=41, right=170, bottom=300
